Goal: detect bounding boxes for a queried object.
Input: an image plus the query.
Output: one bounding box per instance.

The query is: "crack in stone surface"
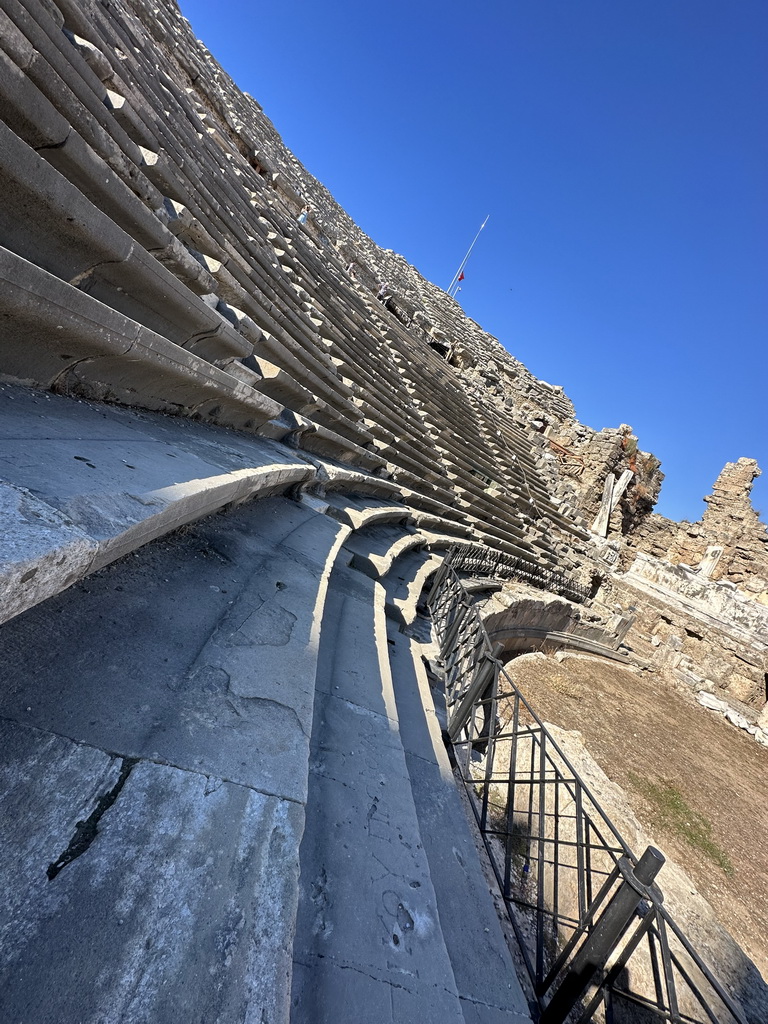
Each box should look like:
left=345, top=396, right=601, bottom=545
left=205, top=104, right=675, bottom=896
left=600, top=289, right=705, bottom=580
left=0, top=715, right=306, bottom=804
left=46, top=756, right=138, bottom=880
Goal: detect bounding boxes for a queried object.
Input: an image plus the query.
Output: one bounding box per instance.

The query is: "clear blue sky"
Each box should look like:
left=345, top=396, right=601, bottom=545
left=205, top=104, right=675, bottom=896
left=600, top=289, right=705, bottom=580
left=178, top=0, right=767, bottom=523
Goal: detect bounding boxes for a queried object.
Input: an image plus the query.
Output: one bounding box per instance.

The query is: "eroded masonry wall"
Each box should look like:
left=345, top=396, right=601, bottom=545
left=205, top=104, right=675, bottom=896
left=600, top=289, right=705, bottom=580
left=626, top=459, right=768, bottom=598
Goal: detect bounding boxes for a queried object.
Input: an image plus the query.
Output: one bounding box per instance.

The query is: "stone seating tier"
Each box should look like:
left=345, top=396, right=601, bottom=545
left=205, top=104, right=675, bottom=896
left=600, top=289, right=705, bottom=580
left=1, top=0, right=588, bottom=587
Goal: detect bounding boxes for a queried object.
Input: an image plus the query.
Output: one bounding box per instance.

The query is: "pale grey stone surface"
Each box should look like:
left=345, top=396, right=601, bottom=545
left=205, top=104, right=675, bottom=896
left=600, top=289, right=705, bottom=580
left=0, top=719, right=122, bottom=966
left=0, top=496, right=351, bottom=1023
left=383, top=552, right=532, bottom=1022
left=291, top=563, right=467, bottom=1022
left=0, top=496, right=343, bottom=800
left=0, top=720, right=302, bottom=1024
left=0, top=383, right=340, bottom=623
left=0, top=480, right=98, bottom=623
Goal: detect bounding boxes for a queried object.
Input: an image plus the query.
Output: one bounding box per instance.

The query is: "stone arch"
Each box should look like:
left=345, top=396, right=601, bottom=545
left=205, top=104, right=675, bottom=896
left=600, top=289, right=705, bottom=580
left=481, top=592, right=627, bottom=664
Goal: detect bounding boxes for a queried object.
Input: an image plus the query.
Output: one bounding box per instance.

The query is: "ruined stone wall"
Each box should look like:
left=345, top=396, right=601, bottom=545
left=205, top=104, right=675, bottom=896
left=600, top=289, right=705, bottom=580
left=622, top=510, right=685, bottom=564
left=604, top=554, right=768, bottom=710
left=625, top=459, right=768, bottom=599
left=539, top=420, right=664, bottom=548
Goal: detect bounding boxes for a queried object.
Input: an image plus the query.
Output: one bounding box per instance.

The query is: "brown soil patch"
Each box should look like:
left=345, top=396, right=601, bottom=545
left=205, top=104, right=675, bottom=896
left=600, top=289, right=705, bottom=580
left=503, top=655, right=768, bottom=978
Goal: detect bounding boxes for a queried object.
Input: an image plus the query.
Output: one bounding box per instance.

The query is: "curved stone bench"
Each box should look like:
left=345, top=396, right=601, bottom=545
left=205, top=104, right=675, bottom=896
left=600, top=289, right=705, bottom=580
left=0, top=382, right=404, bottom=625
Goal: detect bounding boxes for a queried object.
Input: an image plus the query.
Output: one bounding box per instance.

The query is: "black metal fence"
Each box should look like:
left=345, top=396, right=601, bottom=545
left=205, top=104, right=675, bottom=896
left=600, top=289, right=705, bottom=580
left=426, top=557, right=749, bottom=1024
left=449, top=543, right=590, bottom=604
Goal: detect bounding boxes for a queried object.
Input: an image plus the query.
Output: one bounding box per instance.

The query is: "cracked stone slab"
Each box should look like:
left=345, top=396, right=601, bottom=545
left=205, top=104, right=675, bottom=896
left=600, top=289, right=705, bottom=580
left=0, top=720, right=303, bottom=1024
left=459, top=997, right=533, bottom=1024
left=292, top=954, right=465, bottom=1024
left=0, top=717, right=122, bottom=967
left=0, top=496, right=342, bottom=803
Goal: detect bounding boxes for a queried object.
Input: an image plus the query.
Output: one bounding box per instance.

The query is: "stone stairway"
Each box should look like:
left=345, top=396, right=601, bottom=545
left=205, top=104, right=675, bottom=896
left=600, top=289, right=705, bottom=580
left=290, top=529, right=532, bottom=1023
left=0, top=2, right=593, bottom=1015
left=0, top=493, right=533, bottom=1023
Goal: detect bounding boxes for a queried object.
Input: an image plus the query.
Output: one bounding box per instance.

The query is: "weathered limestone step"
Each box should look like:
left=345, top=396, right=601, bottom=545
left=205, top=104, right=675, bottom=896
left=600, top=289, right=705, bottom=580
left=362, top=417, right=398, bottom=447
left=308, top=402, right=381, bottom=453
left=410, top=511, right=475, bottom=539
left=383, top=551, right=443, bottom=628
left=343, top=522, right=426, bottom=579
left=0, top=248, right=296, bottom=437
left=0, top=120, right=250, bottom=359
left=254, top=324, right=361, bottom=413
left=400, top=488, right=466, bottom=524
left=0, top=47, right=168, bottom=254
left=451, top=485, right=532, bottom=542
left=323, top=492, right=413, bottom=530
left=328, top=335, right=415, bottom=394
left=306, top=460, right=404, bottom=500
left=251, top=354, right=320, bottom=411
left=0, top=383, right=354, bottom=623
left=290, top=563, right=466, bottom=1023
left=381, top=463, right=454, bottom=504
left=381, top=440, right=456, bottom=485
left=378, top=442, right=454, bottom=491
left=300, top=420, right=388, bottom=472
left=488, top=626, right=633, bottom=664
left=0, top=495, right=349, bottom=1023
left=353, top=392, right=435, bottom=451
left=3, top=0, right=156, bottom=204
left=346, top=523, right=469, bottom=583
left=382, top=572, right=531, bottom=1023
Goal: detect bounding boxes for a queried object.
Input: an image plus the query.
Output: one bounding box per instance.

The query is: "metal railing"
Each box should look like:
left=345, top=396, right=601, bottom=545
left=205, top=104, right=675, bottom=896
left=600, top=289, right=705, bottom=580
left=426, top=557, right=749, bottom=1024
left=449, top=543, right=590, bottom=604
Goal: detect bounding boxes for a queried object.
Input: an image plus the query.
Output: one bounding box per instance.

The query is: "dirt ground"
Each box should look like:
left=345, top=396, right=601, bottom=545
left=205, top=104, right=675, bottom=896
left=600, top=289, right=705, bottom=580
left=502, top=655, right=768, bottom=979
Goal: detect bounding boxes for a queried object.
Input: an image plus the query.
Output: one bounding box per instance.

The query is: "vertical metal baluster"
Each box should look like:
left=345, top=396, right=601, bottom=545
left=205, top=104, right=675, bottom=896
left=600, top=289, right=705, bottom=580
left=656, top=912, right=682, bottom=1024
left=647, top=917, right=667, bottom=1013
left=536, top=727, right=547, bottom=988
left=574, top=782, right=586, bottom=927
left=552, top=769, right=560, bottom=936
left=584, top=814, right=594, bottom=921
left=479, top=667, right=499, bottom=833
left=503, top=689, right=522, bottom=900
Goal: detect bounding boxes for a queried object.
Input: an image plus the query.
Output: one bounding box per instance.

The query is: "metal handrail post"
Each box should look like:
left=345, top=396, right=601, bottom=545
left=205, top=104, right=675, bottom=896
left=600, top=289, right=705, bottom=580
left=539, top=847, right=666, bottom=1024
left=447, top=642, right=503, bottom=741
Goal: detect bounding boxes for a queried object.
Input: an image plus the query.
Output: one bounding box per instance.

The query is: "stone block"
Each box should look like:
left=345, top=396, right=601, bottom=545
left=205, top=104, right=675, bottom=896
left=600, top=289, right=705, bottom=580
left=0, top=482, right=98, bottom=625
left=0, top=718, right=303, bottom=1024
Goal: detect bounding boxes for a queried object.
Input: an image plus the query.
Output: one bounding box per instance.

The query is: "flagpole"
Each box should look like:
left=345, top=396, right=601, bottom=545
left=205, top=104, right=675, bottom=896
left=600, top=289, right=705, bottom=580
left=447, top=215, right=489, bottom=296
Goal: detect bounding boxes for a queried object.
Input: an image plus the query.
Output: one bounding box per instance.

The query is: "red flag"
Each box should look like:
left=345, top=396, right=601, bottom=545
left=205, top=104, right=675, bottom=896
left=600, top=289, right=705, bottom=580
left=458, top=272, right=465, bottom=281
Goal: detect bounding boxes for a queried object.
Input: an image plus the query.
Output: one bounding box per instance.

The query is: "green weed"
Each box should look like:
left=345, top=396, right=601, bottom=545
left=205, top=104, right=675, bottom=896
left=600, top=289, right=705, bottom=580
left=627, top=774, right=733, bottom=877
